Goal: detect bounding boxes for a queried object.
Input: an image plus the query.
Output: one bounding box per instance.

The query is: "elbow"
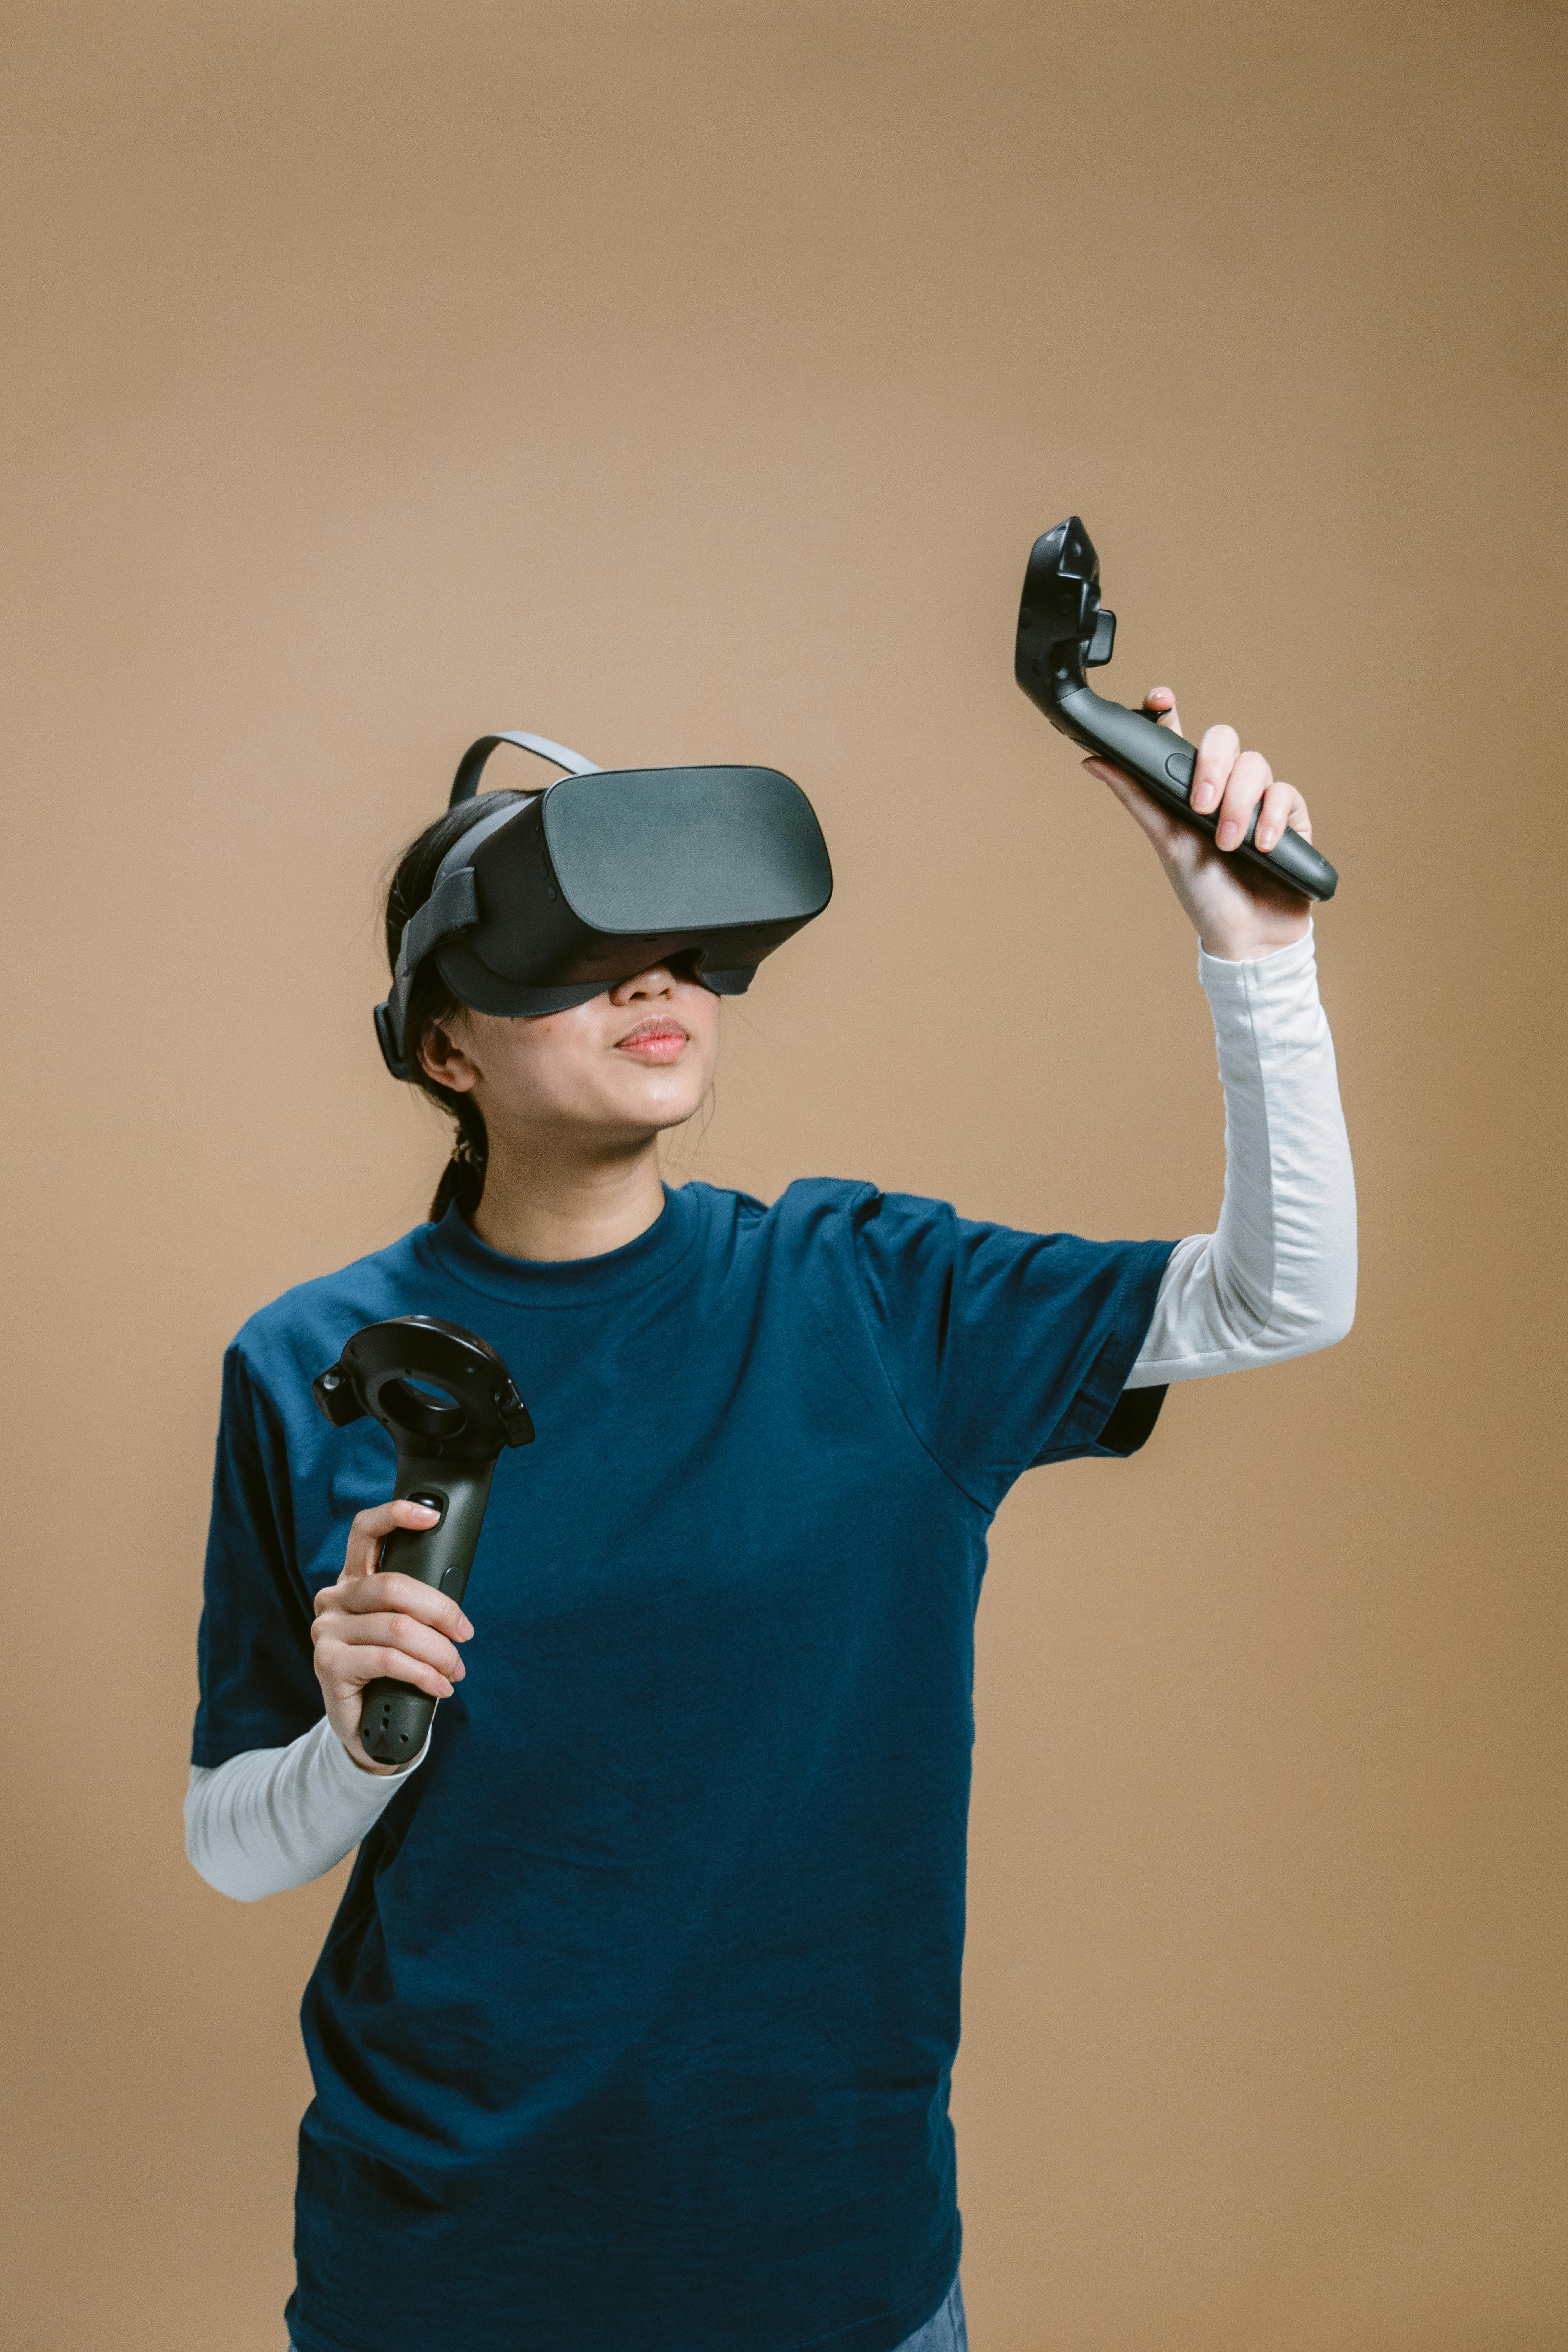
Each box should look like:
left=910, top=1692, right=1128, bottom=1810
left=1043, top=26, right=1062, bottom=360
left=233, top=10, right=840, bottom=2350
left=1299, top=1249, right=1358, bottom=1357
left=183, top=1833, right=259, bottom=1903
left=1317, top=1288, right=1357, bottom=1355
left=183, top=1790, right=271, bottom=1903
left=191, top=1867, right=267, bottom=1904
left=185, top=1844, right=276, bottom=1903
left=1263, top=1260, right=1358, bottom=1363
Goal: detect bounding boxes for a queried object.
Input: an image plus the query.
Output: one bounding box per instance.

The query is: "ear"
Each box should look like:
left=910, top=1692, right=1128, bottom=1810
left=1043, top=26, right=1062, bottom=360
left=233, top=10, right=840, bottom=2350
left=417, top=1019, right=481, bottom=1096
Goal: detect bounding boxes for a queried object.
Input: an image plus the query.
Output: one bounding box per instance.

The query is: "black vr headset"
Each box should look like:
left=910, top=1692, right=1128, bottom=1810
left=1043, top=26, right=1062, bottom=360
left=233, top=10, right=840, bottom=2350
left=376, top=733, right=834, bottom=1080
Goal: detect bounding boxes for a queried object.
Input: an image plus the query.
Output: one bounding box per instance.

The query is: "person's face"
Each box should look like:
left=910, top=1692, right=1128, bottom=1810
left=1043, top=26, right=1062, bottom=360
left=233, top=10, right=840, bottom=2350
left=419, top=963, right=722, bottom=1149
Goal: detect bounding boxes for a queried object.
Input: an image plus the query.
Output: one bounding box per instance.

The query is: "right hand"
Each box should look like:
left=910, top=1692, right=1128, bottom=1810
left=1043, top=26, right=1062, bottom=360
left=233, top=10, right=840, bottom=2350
left=1082, top=687, right=1315, bottom=962
left=312, top=1499, right=474, bottom=1774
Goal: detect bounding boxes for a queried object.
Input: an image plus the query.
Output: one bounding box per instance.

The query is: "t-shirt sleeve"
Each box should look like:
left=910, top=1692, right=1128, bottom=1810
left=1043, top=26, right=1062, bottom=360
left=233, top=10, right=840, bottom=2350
left=192, top=1343, right=325, bottom=1768
left=848, top=1190, right=1176, bottom=1510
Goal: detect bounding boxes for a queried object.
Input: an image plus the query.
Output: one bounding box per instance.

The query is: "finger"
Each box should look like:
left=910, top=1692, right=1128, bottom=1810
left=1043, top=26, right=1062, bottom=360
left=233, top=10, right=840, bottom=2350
left=317, top=1610, right=465, bottom=1681
left=341, top=1498, right=442, bottom=1581
left=1214, top=748, right=1272, bottom=853
left=1082, top=757, right=1198, bottom=860
left=1141, top=686, right=1182, bottom=734
left=1253, top=779, right=1309, bottom=855
left=1190, top=724, right=1241, bottom=816
left=328, top=1572, right=473, bottom=1640
left=1083, top=754, right=1165, bottom=829
left=317, top=1641, right=455, bottom=1703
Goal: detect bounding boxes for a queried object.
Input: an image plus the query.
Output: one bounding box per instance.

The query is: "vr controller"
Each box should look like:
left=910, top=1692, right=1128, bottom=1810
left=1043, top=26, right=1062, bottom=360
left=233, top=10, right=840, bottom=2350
left=1015, top=519, right=1339, bottom=902
left=313, top=1316, right=534, bottom=1766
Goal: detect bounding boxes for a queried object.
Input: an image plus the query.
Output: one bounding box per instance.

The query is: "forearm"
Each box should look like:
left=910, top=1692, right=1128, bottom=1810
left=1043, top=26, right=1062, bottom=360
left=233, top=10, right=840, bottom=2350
left=1127, top=924, right=1356, bottom=1386
left=184, top=1714, right=428, bottom=1901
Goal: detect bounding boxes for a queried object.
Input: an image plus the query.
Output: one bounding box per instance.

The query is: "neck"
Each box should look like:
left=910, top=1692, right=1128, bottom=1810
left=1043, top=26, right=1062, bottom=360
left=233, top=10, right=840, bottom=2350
left=465, top=1125, right=668, bottom=1263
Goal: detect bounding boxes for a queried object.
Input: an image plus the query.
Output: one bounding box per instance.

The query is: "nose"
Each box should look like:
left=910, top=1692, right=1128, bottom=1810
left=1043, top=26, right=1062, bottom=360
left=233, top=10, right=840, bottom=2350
left=607, top=964, right=678, bottom=1006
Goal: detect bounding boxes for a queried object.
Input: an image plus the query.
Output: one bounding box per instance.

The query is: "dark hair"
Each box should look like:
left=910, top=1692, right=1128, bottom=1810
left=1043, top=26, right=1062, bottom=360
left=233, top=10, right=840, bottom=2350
left=384, top=790, right=530, bottom=1222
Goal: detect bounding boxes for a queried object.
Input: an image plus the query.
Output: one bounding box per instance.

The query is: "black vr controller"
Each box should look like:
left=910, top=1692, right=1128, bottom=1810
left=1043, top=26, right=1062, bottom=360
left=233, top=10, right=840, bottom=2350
left=313, top=1316, right=534, bottom=1766
left=1015, top=519, right=1339, bottom=903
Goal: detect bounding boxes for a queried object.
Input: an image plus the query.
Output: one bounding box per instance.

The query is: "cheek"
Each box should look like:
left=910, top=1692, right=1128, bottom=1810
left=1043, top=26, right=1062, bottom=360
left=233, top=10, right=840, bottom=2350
left=478, top=1017, right=595, bottom=1107
left=681, top=998, right=724, bottom=1078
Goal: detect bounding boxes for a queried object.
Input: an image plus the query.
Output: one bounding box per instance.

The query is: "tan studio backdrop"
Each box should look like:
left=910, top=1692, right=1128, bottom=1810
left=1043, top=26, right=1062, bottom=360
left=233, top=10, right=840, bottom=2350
left=2, top=4, right=1564, bottom=2348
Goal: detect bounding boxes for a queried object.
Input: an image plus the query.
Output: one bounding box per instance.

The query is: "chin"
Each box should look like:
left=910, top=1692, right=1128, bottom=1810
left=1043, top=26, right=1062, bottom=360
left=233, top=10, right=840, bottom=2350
left=607, top=1074, right=709, bottom=1128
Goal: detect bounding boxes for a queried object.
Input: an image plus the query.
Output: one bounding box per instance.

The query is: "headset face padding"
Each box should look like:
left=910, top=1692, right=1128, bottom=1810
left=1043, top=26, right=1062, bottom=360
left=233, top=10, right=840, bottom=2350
left=376, top=740, right=833, bottom=1077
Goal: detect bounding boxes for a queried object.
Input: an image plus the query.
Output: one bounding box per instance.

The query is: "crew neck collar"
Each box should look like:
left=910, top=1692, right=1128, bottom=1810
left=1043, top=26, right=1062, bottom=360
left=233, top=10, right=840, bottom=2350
left=417, top=1182, right=706, bottom=1308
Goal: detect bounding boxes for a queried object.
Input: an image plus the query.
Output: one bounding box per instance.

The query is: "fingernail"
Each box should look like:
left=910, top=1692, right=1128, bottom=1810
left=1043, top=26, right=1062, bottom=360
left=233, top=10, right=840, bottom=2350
left=411, top=1504, right=439, bottom=1520
left=1192, top=786, right=1214, bottom=812
left=1257, top=827, right=1275, bottom=850
left=1217, top=820, right=1240, bottom=850
left=457, top=1614, right=474, bottom=1639
left=452, top=1661, right=465, bottom=1679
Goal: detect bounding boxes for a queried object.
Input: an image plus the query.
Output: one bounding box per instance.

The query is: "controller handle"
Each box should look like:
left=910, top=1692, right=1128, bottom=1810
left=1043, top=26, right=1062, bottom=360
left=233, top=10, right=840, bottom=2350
left=312, top=1315, right=534, bottom=1766
left=1016, top=518, right=1339, bottom=903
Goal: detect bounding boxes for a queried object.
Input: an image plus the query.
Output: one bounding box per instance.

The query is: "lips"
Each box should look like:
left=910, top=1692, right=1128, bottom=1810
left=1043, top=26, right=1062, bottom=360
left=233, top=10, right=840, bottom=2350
left=614, top=1017, right=689, bottom=1063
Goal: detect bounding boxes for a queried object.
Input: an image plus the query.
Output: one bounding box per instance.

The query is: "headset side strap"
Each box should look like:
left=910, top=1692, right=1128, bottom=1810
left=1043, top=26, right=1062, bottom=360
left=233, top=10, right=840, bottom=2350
left=400, top=866, right=480, bottom=974
left=376, top=867, right=480, bottom=1077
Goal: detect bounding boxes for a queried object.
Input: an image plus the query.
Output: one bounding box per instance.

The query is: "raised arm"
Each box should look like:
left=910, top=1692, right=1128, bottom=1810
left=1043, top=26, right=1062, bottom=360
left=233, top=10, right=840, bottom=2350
left=1086, top=689, right=1355, bottom=1389
left=1127, top=927, right=1355, bottom=1386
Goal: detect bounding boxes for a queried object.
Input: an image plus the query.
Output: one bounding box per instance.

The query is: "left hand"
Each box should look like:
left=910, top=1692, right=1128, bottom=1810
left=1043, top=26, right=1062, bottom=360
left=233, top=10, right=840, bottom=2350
left=1082, top=688, right=1313, bottom=961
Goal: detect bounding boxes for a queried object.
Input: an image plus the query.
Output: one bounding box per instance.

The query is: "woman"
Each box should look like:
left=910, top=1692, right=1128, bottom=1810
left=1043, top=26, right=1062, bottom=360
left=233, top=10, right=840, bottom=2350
left=188, top=691, right=1355, bottom=2352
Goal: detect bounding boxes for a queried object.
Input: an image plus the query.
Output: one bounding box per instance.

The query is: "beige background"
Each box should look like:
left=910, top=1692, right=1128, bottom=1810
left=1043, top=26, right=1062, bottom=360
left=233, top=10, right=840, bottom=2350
left=2, top=4, right=1564, bottom=2346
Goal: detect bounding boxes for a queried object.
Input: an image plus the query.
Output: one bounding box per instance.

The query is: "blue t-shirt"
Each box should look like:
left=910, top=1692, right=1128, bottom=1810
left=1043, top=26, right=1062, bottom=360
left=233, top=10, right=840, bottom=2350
left=195, top=1180, right=1173, bottom=2352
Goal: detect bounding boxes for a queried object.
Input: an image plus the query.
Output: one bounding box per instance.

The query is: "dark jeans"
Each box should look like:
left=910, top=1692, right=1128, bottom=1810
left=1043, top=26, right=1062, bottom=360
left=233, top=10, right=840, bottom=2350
left=896, top=2273, right=969, bottom=2351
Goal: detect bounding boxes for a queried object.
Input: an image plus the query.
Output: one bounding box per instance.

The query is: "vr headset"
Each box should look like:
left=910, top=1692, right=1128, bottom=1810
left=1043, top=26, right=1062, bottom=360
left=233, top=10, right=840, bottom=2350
left=376, top=732, right=833, bottom=1080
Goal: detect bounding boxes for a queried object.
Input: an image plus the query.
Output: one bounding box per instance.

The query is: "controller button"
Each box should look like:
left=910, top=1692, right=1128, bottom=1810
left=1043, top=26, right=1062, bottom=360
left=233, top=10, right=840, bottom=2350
left=1165, top=752, right=1194, bottom=785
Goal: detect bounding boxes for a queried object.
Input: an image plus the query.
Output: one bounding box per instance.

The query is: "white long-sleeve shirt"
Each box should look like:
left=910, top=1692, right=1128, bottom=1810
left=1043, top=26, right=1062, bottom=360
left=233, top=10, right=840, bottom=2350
left=186, top=925, right=1355, bottom=1903
left=1127, top=927, right=1355, bottom=1384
